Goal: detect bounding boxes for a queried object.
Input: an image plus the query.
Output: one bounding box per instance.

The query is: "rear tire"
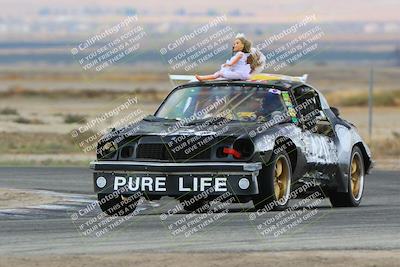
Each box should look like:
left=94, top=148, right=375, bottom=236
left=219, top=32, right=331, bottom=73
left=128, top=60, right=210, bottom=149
left=328, top=146, right=365, bottom=207
left=98, top=193, right=138, bottom=216
left=253, top=150, right=292, bottom=211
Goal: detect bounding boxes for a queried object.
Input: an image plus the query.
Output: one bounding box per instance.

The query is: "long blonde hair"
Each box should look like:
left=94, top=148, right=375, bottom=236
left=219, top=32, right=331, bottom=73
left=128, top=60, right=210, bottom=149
left=235, top=33, right=265, bottom=74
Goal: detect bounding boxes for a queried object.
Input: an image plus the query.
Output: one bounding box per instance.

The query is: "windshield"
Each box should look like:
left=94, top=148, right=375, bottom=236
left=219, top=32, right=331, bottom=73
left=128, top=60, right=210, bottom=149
left=155, top=85, right=287, bottom=122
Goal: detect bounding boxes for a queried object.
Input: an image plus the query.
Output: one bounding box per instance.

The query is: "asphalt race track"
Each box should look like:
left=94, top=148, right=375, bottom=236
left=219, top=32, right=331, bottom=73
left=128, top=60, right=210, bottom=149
left=0, top=167, right=399, bottom=255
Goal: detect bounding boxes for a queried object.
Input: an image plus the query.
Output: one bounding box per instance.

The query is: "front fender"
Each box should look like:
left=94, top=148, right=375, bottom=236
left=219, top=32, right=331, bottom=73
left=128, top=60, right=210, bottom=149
left=334, top=124, right=373, bottom=192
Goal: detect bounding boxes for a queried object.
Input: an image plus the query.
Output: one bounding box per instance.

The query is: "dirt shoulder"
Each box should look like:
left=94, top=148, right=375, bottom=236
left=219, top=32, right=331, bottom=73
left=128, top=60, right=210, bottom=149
left=0, top=188, right=60, bottom=209
left=1, top=250, right=400, bottom=267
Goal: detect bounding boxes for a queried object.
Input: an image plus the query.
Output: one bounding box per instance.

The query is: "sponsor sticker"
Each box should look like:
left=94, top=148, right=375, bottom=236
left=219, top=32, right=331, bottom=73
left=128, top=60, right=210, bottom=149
left=269, top=89, right=281, bottom=95
left=282, top=92, right=290, bottom=101
left=112, top=175, right=228, bottom=192
left=281, top=92, right=298, bottom=123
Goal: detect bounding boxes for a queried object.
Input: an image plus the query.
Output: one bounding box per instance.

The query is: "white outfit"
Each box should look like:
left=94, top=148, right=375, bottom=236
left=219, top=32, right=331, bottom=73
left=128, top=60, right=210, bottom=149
left=214, top=52, right=251, bottom=80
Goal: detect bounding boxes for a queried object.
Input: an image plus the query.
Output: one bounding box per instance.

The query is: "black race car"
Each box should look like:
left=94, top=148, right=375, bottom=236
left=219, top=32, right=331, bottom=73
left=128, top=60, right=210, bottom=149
left=90, top=74, right=373, bottom=216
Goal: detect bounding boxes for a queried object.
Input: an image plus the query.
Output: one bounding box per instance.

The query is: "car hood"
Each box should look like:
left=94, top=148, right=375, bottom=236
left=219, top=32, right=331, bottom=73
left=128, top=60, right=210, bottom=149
left=114, top=119, right=257, bottom=138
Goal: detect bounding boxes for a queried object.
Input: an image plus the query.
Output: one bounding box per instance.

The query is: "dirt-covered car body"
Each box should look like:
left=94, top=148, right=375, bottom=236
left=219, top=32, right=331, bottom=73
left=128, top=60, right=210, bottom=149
left=90, top=74, right=373, bottom=214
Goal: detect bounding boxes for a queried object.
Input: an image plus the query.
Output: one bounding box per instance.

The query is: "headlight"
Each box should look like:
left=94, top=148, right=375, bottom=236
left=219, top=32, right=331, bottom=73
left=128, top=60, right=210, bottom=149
left=97, top=140, right=118, bottom=159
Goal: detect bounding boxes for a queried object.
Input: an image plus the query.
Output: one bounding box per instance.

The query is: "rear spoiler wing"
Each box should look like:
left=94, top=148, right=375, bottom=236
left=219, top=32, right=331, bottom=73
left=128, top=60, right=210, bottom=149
left=169, top=75, right=197, bottom=82
left=169, top=73, right=308, bottom=83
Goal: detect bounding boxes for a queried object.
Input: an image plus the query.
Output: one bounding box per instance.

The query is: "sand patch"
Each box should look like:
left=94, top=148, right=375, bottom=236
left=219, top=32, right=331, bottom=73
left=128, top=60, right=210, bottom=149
left=0, top=188, right=60, bottom=209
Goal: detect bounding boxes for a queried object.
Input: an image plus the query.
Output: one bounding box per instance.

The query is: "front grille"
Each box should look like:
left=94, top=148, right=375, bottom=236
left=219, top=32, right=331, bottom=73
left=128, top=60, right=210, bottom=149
left=136, top=144, right=165, bottom=159
left=169, top=146, right=211, bottom=160
left=136, top=142, right=212, bottom=160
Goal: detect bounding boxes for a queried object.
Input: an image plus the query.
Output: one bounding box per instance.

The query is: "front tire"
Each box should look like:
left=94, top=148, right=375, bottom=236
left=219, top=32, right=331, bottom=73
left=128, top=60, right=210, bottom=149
left=98, top=193, right=138, bottom=216
left=328, top=146, right=365, bottom=207
left=253, top=150, right=292, bottom=211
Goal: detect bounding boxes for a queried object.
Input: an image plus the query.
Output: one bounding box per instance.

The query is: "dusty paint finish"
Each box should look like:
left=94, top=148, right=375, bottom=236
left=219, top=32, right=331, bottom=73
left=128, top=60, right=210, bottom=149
left=94, top=80, right=373, bottom=197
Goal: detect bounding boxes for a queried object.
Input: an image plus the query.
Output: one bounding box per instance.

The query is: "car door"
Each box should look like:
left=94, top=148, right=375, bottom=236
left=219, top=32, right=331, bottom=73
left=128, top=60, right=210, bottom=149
left=291, top=86, right=338, bottom=167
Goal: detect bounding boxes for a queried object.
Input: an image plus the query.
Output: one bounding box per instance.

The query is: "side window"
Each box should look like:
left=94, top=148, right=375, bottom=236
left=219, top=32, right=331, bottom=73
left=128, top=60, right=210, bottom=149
left=293, top=86, right=324, bottom=131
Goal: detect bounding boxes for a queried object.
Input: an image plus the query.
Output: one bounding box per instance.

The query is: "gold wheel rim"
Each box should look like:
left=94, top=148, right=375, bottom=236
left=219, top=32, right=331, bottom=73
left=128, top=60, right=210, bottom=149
left=351, top=153, right=362, bottom=199
left=274, top=157, right=289, bottom=201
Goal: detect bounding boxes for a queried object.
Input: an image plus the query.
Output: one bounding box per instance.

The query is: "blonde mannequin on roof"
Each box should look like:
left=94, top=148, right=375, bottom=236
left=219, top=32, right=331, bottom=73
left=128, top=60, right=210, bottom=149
left=195, top=33, right=266, bottom=81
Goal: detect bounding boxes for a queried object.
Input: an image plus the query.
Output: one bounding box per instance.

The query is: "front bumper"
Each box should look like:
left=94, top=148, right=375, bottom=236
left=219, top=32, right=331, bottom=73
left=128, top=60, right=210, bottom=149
left=90, top=161, right=262, bottom=196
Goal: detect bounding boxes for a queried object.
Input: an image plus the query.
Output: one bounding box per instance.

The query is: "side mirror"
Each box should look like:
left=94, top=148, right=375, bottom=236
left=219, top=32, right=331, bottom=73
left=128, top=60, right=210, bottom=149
left=330, top=106, right=340, bottom=117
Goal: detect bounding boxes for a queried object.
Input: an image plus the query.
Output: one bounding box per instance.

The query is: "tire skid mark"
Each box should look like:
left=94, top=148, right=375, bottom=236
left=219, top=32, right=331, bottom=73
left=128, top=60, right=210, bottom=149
left=0, top=189, right=154, bottom=220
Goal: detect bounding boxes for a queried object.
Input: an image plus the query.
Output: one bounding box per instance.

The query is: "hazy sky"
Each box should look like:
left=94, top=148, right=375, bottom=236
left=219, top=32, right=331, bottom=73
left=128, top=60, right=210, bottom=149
left=1, top=0, right=400, bottom=22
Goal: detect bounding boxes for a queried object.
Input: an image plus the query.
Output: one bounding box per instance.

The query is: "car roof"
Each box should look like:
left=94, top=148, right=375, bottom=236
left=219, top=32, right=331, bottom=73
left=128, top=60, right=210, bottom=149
left=175, top=79, right=304, bottom=91
left=171, top=73, right=308, bottom=91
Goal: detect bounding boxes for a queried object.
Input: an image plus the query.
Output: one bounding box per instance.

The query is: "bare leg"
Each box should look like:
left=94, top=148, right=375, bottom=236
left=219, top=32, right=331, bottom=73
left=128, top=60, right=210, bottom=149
left=195, top=73, right=219, bottom=81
